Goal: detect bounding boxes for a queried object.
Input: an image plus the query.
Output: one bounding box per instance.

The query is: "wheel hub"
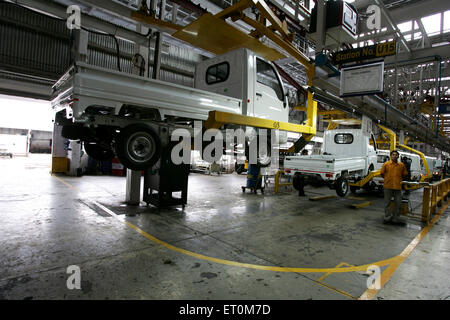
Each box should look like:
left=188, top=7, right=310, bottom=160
left=127, top=132, right=155, bottom=163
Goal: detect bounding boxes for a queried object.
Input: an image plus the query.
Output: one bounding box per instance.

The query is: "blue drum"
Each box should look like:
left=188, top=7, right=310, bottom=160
left=246, top=164, right=262, bottom=189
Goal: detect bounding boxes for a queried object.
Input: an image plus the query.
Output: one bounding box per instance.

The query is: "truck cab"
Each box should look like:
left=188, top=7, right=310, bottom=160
left=322, top=129, right=378, bottom=169
left=195, top=48, right=289, bottom=144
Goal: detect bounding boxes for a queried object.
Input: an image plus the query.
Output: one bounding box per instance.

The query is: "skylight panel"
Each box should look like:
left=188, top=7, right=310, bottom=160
left=444, top=10, right=450, bottom=33
left=421, top=13, right=441, bottom=36
left=397, top=21, right=412, bottom=33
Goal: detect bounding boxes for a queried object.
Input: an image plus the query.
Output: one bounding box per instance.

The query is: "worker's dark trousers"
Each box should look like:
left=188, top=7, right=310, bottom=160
left=384, top=188, right=402, bottom=221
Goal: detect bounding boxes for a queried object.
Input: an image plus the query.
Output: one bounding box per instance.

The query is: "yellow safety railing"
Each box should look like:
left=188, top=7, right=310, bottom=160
left=421, top=178, right=450, bottom=223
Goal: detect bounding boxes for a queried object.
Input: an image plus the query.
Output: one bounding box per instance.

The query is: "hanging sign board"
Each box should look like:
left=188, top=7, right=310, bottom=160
left=340, top=61, right=384, bottom=97
left=332, top=41, right=396, bottom=64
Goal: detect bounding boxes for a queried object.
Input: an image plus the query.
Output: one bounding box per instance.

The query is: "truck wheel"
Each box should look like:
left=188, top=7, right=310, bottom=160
left=350, top=186, right=359, bottom=194
left=84, top=142, right=115, bottom=161
left=292, top=174, right=303, bottom=191
left=116, top=124, right=161, bottom=171
left=335, top=176, right=349, bottom=197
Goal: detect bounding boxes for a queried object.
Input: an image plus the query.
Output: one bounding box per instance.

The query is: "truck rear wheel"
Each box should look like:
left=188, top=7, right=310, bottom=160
left=292, top=174, right=303, bottom=190
left=116, top=124, right=161, bottom=171
left=335, top=176, right=349, bottom=197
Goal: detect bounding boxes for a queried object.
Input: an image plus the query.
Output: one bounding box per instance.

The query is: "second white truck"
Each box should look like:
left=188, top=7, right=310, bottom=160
left=284, top=129, right=379, bottom=196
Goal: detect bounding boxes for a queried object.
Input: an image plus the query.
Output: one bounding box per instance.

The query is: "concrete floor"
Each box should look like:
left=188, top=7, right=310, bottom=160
left=0, top=154, right=449, bottom=300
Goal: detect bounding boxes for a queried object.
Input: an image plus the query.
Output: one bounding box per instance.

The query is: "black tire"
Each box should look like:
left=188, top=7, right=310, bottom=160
left=116, top=124, right=161, bottom=171
left=236, top=164, right=245, bottom=174
left=84, top=142, right=115, bottom=161
left=335, top=176, right=349, bottom=197
left=350, top=186, right=359, bottom=194
left=292, top=174, right=303, bottom=191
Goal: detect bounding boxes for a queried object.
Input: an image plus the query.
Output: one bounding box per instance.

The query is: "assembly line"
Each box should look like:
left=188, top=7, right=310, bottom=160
left=0, top=0, right=449, bottom=304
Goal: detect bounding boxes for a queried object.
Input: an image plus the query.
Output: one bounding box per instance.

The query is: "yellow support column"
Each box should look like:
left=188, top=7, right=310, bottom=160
left=274, top=170, right=280, bottom=194
left=431, top=186, right=437, bottom=215
left=438, top=184, right=443, bottom=207
left=327, top=121, right=339, bottom=130
left=377, top=124, right=396, bottom=152
left=422, top=186, right=431, bottom=223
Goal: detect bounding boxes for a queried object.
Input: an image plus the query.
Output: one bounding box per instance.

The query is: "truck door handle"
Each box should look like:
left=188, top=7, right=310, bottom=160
left=256, top=92, right=262, bottom=97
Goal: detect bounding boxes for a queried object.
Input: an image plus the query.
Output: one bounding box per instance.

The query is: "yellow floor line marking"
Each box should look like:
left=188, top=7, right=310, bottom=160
left=359, top=200, right=450, bottom=300
left=309, top=195, right=336, bottom=201
left=314, top=262, right=357, bottom=299
left=316, top=262, right=353, bottom=282
left=52, top=175, right=397, bottom=273
left=350, top=201, right=373, bottom=209
left=346, top=196, right=367, bottom=201
left=313, top=278, right=357, bottom=300
left=51, top=174, right=77, bottom=190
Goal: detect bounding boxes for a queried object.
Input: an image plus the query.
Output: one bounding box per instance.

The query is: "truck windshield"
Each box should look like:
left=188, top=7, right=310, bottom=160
left=256, top=58, right=284, bottom=101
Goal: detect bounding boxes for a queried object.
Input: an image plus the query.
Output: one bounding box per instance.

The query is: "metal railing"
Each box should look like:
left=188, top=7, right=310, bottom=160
left=274, top=170, right=292, bottom=194
left=422, top=178, right=450, bottom=223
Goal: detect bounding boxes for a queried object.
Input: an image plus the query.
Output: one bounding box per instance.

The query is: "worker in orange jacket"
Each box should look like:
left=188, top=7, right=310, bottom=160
left=380, top=150, right=408, bottom=224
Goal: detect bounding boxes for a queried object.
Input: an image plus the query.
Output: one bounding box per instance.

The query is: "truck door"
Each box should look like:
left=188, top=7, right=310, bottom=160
left=368, top=133, right=377, bottom=170
left=253, top=57, right=287, bottom=122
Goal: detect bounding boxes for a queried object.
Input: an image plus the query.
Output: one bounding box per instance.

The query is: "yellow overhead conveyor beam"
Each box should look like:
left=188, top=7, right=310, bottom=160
left=205, top=111, right=316, bottom=135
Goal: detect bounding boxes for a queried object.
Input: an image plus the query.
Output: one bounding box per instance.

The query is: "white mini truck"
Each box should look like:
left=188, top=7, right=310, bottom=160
left=284, top=129, right=379, bottom=197
left=52, top=48, right=289, bottom=170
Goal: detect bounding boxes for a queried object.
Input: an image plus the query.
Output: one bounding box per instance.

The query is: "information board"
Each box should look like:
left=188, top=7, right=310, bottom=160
left=340, top=61, right=384, bottom=97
